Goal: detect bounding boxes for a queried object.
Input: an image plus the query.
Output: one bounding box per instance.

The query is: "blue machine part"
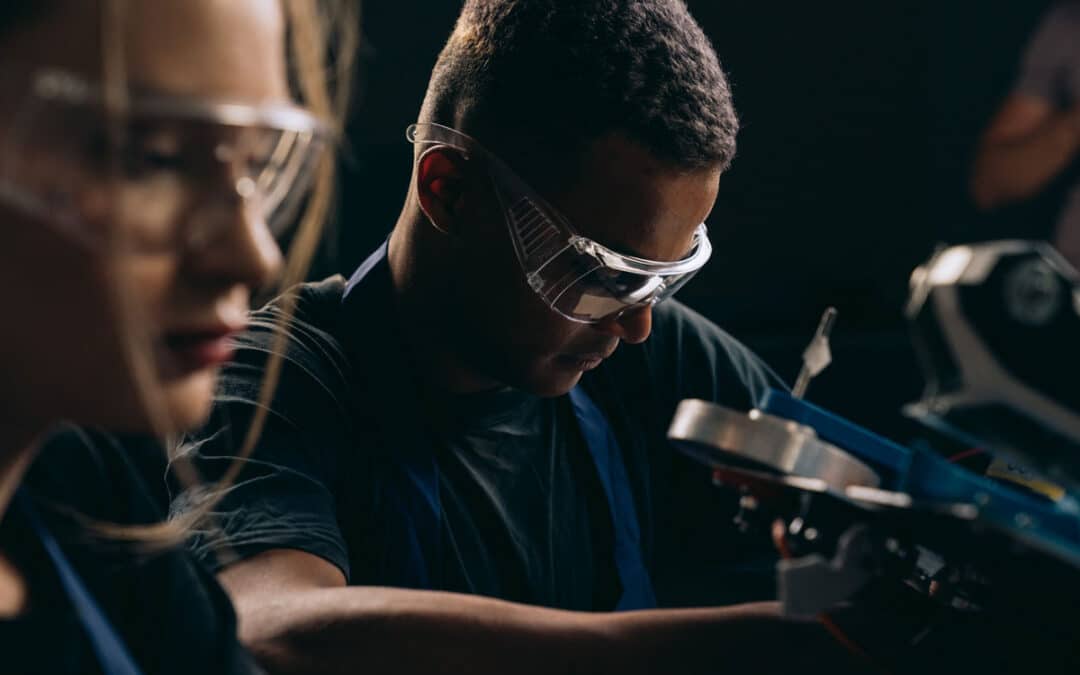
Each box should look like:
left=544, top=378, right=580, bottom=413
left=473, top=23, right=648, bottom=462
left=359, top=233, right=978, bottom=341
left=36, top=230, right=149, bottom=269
left=762, top=390, right=913, bottom=483
left=759, top=389, right=1080, bottom=566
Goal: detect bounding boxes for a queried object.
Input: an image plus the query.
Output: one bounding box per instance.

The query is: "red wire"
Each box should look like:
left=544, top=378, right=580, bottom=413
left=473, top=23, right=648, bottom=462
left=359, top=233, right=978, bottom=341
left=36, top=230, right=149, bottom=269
left=775, top=524, right=884, bottom=671
left=819, top=613, right=876, bottom=664
left=948, top=447, right=984, bottom=463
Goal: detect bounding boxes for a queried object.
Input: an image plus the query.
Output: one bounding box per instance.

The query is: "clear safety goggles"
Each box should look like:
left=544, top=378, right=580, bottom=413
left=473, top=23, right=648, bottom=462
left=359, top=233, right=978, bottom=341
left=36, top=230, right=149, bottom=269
left=406, top=123, right=713, bottom=323
left=0, top=68, right=333, bottom=253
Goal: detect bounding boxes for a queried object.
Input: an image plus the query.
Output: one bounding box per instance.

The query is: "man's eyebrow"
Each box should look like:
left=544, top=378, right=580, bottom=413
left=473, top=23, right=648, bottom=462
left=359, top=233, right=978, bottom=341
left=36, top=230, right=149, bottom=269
left=603, top=240, right=651, bottom=259
left=600, top=232, right=699, bottom=262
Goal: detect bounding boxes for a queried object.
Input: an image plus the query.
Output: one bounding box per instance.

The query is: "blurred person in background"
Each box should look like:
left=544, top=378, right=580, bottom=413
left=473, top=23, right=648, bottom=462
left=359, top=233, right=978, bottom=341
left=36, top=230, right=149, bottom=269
left=0, top=1, right=352, bottom=673
left=972, top=0, right=1080, bottom=267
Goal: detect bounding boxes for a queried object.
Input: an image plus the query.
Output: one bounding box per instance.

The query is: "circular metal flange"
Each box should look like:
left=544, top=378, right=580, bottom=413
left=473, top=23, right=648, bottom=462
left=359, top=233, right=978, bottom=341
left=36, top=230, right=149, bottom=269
left=668, top=399, right=881, bottom=492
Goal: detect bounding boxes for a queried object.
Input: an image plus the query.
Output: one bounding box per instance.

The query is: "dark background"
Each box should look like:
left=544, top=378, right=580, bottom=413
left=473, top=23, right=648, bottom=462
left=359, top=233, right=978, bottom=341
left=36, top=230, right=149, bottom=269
left=322, top=0, right=1061, bottom=442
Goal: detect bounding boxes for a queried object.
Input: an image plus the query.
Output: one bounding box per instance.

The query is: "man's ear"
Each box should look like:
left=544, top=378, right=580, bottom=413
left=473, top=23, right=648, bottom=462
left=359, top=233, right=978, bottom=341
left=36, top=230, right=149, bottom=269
left=416, top=145, right=470, bottom=235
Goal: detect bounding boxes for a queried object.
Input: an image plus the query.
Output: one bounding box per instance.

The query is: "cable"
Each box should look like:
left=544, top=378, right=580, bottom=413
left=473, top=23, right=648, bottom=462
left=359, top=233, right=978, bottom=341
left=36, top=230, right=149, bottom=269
left=773, top=520, right=887, bottom=672
left=947, top=447, right=985, bottom=463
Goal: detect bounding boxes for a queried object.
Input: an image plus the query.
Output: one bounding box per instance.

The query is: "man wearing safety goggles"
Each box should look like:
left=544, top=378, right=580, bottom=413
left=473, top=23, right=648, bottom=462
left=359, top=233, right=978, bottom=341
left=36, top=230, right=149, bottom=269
left=175, top=1, right=865, bottom=673
left=408, top=122, right=713, bottom=325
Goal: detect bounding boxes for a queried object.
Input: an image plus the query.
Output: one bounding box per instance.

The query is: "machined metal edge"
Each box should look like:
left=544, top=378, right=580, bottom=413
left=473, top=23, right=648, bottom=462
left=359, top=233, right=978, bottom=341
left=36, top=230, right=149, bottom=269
left=668, top=399, right=882, bottom=491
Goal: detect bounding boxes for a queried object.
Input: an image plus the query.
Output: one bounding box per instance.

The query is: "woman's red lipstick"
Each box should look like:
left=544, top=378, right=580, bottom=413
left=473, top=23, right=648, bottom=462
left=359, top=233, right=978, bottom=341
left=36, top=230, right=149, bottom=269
left=161, top=328, right=238, bottom=375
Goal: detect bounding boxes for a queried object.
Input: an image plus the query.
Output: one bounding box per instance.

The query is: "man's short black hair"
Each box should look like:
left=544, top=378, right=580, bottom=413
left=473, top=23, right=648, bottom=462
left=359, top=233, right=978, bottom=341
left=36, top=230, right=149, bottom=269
left=419, top=0, right=738, bottom=177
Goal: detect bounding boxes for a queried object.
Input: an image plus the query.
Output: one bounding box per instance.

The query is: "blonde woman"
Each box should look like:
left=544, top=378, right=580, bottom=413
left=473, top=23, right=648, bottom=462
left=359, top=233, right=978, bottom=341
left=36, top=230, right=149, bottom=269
left=0, top=1, right=351, bottom=673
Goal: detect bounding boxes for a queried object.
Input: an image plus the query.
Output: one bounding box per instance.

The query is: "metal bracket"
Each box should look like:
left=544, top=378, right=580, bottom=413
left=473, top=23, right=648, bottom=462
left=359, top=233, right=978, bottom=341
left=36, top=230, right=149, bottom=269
left=779, top=524, right=876, bottom=617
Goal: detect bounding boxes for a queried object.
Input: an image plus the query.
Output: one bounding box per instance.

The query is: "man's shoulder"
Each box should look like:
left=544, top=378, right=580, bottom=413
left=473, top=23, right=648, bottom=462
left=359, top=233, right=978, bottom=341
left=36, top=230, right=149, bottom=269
left=222, top=275, right=354, bottom=426
left=650, top=299, right=762, bottom=363
left=606, top=300, right=781, bottom=412
left=248, top=275, right=348, bottom=341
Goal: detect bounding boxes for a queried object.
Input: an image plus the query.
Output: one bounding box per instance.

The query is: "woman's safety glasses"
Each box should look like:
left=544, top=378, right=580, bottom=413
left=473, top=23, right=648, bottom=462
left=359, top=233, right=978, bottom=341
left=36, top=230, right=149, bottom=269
left=0, top=68, right=333, bottom=253
left=407, top=122, right=712, bottom=324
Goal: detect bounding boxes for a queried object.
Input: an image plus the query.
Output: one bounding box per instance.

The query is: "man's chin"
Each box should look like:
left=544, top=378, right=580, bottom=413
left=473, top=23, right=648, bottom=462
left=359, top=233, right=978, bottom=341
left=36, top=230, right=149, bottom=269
left=525, top=366, right=584, bottom=398
left=466, top=353, right=588, bottom=398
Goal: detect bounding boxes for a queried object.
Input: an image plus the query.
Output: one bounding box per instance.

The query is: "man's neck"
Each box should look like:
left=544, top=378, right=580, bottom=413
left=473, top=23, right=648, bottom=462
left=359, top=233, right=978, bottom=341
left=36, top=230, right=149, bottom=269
left=387, top=214, right=503, bottom=395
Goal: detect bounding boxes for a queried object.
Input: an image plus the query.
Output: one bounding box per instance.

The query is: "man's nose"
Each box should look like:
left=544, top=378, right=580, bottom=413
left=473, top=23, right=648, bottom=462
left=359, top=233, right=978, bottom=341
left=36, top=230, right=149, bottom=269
left=592, top=304, right=653, bottom=344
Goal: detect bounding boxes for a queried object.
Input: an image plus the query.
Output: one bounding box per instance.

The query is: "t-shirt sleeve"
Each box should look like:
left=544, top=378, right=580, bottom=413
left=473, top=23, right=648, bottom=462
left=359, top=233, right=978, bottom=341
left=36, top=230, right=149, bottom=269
left=170, top=279, right=357, bottom=580
left=1014, top=4, right=1077, bottom=105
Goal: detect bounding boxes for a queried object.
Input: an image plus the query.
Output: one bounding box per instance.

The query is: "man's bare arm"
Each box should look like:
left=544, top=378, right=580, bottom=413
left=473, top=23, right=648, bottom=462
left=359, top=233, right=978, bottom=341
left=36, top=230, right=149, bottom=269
left=971, top=95, right=1080, bottom=210
left=219, top=549, right=866, bottom=675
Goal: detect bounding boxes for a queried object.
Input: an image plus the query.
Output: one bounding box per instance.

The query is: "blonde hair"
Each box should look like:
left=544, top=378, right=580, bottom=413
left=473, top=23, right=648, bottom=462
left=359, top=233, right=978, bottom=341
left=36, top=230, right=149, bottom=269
left=83, top=0, right=358, bottom=546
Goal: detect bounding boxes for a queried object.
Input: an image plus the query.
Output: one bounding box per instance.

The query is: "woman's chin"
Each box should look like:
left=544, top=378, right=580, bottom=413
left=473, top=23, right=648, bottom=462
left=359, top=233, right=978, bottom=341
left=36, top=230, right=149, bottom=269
left=156, top=369, right=218, bottom=432
left=64, top=372, right=216, bottom=438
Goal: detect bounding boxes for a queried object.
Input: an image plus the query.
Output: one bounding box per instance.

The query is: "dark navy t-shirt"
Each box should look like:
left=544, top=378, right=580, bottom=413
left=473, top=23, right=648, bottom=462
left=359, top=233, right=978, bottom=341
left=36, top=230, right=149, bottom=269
left=0, top=429, right=262, bottom=675
left=173, top=251, right=784, bottom=610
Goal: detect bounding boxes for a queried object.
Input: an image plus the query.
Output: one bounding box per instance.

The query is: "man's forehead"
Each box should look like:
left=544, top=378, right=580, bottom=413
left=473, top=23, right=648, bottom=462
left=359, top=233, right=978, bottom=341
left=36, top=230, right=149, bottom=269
left=548, top=134, right=722, bottom=262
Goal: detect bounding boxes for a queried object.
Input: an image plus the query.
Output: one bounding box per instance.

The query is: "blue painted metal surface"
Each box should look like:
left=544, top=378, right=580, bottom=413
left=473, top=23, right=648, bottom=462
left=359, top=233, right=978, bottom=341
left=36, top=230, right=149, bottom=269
left=758, top=389, right=1080, bottom=566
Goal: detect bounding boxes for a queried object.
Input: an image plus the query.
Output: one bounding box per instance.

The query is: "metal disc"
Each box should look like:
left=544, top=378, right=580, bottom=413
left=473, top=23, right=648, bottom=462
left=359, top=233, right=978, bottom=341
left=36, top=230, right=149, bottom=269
left=668, top=399, right=881, bottom=492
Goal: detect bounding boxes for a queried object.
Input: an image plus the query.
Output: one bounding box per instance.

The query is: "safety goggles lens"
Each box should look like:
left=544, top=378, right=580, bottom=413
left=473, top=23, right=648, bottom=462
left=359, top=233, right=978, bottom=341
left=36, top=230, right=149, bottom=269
left=0, top=71, right=330, bottom=252
left=498, top=183, right=710, bottom=322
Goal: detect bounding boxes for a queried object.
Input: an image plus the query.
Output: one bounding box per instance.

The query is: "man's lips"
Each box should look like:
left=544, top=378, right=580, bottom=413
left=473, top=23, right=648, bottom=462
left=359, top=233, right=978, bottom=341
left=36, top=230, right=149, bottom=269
left=556, top=349, right=615, bottom=372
